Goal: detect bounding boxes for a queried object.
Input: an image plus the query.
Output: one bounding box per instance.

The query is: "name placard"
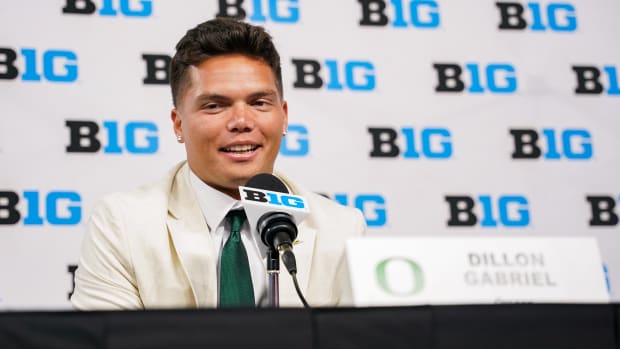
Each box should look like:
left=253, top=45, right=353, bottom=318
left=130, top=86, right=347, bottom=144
left=346, top=237, right=609, bottom=306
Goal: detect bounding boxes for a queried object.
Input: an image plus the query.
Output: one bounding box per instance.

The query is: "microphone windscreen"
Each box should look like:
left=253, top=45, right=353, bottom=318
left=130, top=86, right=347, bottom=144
left=245, top=173, right=289, bottom=194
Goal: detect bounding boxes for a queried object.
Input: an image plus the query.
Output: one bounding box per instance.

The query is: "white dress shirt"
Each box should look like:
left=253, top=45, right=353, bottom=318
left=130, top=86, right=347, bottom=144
left=189, top=170, right=268, bottom=305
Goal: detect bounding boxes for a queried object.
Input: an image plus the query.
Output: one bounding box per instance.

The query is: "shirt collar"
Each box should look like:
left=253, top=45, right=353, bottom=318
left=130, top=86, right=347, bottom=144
left=188, top=169, right=242, bottom=232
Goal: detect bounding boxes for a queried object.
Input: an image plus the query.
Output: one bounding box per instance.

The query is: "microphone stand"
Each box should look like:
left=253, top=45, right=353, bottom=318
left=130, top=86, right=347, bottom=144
left=266, top=248, right=280, bottom=307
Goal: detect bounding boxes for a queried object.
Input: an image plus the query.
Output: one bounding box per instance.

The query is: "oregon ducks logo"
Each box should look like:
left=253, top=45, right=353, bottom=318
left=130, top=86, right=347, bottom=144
left=376, top=257, right=424, bottom=296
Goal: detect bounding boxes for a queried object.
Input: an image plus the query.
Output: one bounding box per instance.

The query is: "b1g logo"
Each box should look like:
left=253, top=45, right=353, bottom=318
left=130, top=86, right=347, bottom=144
left=62, top=0, right=153, bottom=17
left=586, top=196, right=620, bottom=227
left=572, top=66, right=620, bottom=96
left=434, top=63, right=517, bottom=94
left=496, top=2, right=577, bottom=32
left=280, top=125, right=309, bottom=157
left=291, top=59, right=376, bottom=91
left=0, top=48, right=78, bottom=83
left=241, top=188, right=306, bottom=209
left=332, top=193, right=387, bottom=227
left=216, top=0, right=299, bottom=23
left=510, top=128, right=592, bottom=160
left=0, top=191, right=81, bottom=226
left=358, top=0, right=440, bottom=28
left=368, top=127, right=452, bottom=159
left=65, top=120, right=159, bottom=154
left=445, top=195, right=530, bottom=227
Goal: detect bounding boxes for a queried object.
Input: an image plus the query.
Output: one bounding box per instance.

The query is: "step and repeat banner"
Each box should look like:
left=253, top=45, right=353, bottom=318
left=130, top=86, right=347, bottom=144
left=0, top=0, right=618, bottom=309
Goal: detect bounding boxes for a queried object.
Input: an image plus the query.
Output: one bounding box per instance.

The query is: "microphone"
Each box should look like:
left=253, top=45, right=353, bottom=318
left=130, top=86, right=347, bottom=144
left=239, top=173, right=309, bottom=275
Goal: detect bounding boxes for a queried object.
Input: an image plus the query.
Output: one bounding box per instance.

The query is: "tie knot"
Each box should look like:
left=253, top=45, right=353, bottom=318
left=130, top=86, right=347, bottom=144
left=227, top=210, right=246, bottom=234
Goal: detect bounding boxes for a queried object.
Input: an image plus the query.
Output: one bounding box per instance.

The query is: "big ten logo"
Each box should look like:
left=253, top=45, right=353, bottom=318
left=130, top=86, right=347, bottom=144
left=0, top=47, right=78, bottom=83
left=62, top=0, right=153, bottom=17
left=572, top=65, right=620, bottom=96
left=510, top=128, right=592, bottom=160
left=433, top=63, right=517, bottom=94
left=241, top=188, right=306, bottom=209
left=375, top=257, right=424, bottom=296
left=291, top=59, right=376, bottom=91
left=368, top=127, right=452, bottom=159
left=65, top=120, right=159, bottom=154
left=279, top=125, right=309, bottom=156
left=357, top=0, right=440, bottom=29
left=216, top=0, right=299, bottom=23
left=586, top=195, right=620, bottom=227
left=445, top=195, right=530, bottom=227
left=0, top=191, right=82, bottom=226
left=495, top=2, right=577, bottom=32
left=331, top=193, right=387, bottom=227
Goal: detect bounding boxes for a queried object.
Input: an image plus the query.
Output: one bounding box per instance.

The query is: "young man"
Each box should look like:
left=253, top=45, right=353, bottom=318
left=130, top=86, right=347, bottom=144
left=71, top=18, right=366, bottom=309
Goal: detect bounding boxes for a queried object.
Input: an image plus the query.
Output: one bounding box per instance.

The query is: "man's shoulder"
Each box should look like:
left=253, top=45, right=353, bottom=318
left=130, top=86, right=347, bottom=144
left=94, top=161, right=186, bottom=216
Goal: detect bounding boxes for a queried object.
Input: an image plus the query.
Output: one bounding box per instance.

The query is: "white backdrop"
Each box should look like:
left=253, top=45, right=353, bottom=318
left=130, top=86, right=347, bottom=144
left=0, top=0, right=618, bottom=309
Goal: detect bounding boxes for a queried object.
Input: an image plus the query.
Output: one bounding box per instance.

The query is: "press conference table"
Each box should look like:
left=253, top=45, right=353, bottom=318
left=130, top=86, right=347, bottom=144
left=1, top=304, right=618, bottom=349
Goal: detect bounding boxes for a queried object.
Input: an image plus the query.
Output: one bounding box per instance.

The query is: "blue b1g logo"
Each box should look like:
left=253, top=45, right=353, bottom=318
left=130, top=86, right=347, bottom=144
left=446, top=195, right=530, bottom=227
left=496, top=2, right=577, bottom=32
left=434, top=63, right=517, bottom=94
left=0, top=191, right=82, bottom=226
left=216, top=0, right=300, bottom=23
left=62, top=0, right=153, bottom=17
left=280, top=125, right=309, bottom=157
left=65, top=120, right=159, bottom=154
left=0, top=48, right=78, bottom=83
left=291, top=59, right=376, bottom=91
left=358, top=0, right=441, bottom=28
left=241, top=188, right=306, bottom=209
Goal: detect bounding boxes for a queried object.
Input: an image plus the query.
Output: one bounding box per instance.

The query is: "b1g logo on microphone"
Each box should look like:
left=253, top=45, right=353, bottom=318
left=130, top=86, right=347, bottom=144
left=0, top=190, right=81, bottom=226
left=0, top=47, right=78, bottom=83
left=434, top=63, right=517, bottom=94
left=358, top=0, right=441, bottom=29
left=331, top=193, right=387, bottom=227
left=586, top=195, right=620, bottom=227
left=241, top=187, right=307, bottom=210
left=216, top=0, right=300, bottom=23
left=291, top=59, right=376, bottom=91
left=65, top=120, right=159, bottom=154
left=368, top=127, right=452, bottom=159
left=445, top=195, right=530, bottom=227
left=510, top=128, right=592, bottom=160
left=572, top=66, right=620, bottom=96
left=62, top=0, right=153, bottom=17
left=280, top=125, right=309, bottom=157
left=496, top=2, right=577, bottom=32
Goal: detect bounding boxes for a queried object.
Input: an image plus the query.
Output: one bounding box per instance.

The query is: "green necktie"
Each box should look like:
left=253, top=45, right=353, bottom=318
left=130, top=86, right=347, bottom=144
left=219, top=210, right=255, bottom=307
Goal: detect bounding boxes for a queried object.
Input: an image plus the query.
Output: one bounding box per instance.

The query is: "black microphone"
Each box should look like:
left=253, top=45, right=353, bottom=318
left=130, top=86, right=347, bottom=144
left=245, top=173, right=298, bottom=275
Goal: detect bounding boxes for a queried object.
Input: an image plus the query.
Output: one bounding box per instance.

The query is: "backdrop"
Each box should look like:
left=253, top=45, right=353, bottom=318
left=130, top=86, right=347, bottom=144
left=0, top=0, right=618, bottom=309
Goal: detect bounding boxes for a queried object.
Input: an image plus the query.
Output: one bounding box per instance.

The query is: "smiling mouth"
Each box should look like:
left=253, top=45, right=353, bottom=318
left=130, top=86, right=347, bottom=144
left=221, top=144, right=260, bottom=153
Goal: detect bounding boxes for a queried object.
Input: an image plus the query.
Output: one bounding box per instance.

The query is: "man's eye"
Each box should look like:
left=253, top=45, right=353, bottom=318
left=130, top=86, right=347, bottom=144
left=204, top=103, right=219, bottom=109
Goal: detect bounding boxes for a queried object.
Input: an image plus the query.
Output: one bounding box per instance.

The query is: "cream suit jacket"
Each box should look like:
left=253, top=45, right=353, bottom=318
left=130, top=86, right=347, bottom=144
left=71, top=161, right=366, bottom=310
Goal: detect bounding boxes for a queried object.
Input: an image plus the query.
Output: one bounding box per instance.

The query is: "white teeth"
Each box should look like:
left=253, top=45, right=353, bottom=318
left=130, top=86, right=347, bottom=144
left=224, top=145, right=258, bottom=152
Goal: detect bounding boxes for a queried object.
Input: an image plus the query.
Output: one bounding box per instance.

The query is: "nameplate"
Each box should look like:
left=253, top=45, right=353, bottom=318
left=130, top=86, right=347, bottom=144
left=346, top=237, right=609, bottom=306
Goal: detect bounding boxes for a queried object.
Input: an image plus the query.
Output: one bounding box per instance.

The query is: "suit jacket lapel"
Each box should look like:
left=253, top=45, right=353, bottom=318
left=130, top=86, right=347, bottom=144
left=166, top=163, right=218, bottom=307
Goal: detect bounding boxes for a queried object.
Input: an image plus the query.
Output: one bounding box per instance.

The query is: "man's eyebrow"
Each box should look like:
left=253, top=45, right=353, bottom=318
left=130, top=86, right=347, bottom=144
left=247, top=90, right=279, bottom=99
left=195, top=93, right=230, bottom=102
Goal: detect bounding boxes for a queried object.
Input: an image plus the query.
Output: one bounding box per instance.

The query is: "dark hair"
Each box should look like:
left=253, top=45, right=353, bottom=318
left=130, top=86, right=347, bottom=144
left=169, top=17, right=283, bottom=107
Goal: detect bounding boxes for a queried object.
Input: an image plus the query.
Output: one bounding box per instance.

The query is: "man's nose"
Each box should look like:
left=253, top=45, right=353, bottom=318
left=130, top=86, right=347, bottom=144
left=227, top=103, right=254, bottom=132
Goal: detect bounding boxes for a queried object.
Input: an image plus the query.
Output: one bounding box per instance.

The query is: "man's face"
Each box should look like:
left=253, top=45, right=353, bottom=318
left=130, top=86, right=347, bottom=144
left=171, top=54, right=288, bottom=199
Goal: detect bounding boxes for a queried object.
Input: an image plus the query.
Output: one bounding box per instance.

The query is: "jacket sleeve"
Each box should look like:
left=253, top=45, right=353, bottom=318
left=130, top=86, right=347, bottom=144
left=71, top=195, right=144, bottom=310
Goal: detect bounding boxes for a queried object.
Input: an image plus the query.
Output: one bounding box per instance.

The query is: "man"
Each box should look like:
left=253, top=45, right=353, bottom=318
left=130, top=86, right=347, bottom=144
left=71, top=17, right=366, bottom=309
